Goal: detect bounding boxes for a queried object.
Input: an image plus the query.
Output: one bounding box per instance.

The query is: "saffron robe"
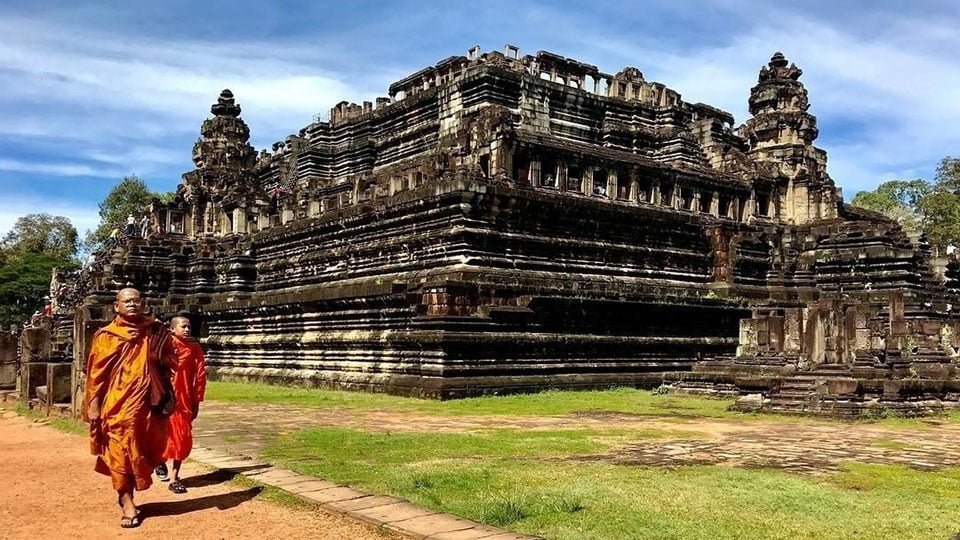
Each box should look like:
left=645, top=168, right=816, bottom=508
left=162, top=336, right=206, bottom=461
left=84, top=316, right=176, bottom=492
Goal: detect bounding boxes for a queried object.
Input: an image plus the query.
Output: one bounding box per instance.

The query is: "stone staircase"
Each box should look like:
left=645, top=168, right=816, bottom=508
left=764, top=365, right=862, bottom=416
left=766, top=375, right=820, bottom=413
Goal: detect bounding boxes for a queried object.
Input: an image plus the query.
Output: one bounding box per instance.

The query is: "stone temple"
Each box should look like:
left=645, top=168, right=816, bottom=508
left=40, top=45, right=960, bottom=415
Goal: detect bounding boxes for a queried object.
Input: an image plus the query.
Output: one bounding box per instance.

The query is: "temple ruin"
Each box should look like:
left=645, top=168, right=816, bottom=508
left=30, top=45, right=960, bottom=416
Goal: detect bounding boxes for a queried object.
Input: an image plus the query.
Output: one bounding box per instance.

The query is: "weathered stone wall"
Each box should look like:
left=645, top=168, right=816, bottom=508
left=52, top=46, right=960, bottom=410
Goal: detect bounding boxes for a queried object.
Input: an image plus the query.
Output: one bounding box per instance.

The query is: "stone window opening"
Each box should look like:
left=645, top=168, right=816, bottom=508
left=512, top=152, right=530, bottom=184
left=756, top=192, right=771, bottom=217
left=637, top=178, right=652, bottom=203
left=718, top=195, right=732, bottom=218
left=593, top=169, right=608, bottom=196
left=540, top=157, right=558, bottom=188
left=616, top=170, right=630, bottom=200
left=679, top=186, right=695, bottom=211
left=567, top=165, right=583, bottom=192
left=168, top=211, right=184, bottom=234
left=596, top=78, right=609, bottom=95
left=479, top=154, right=491, bottom=178
left=617, top=82, right=627, bottom=98
left=505, top=45, right=519, bottom=60
left=661, top=182, right=676, bottom=208
left=699, top=191, right=713, bottom=213
left=540, top=71, right=552, bottom=82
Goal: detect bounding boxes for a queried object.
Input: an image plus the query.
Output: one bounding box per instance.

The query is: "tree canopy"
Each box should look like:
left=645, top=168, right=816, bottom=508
left=85, top=175, right=156, bottom=249
left=0, top=214, right=79, bottom=328
left=1, top=213, right=78, bottom=261
left=850, top=157, right=960, bottom=253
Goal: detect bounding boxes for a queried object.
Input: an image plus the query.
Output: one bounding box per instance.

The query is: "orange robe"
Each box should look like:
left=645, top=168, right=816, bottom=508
left=84, top=316, right=176, bottom=492
left=162, top=336, right=206, bottom=461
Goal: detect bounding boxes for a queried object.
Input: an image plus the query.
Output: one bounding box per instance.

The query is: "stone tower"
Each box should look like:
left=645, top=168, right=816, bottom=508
left=180, top=89, right=258, bottom=236
left=740, top=52, right=839, bottom=224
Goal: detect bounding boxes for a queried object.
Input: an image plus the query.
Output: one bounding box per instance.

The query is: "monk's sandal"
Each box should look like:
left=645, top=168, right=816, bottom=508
left=169, top=481, right=187, bottom=494
left=155, top=463, right=169, bottom=481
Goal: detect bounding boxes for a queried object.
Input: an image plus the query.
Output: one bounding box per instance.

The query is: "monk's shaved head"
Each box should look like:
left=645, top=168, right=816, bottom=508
left=116, top=287, right=140, bottom=302
left=170, top=316, right=192, bottom=339
left=113, top=288, right=143, bottom=320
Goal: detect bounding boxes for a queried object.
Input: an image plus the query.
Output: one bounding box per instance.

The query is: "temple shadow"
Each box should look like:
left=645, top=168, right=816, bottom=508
left=138, top=487, right=263, bottom=520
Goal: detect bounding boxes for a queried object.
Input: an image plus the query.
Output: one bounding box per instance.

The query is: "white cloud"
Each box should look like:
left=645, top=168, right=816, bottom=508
left=0, top=16, right=378, bottom=141
left=0, top=158, right=120, bottom=178
left=0, top=196, right=100, bottom=239
left=555, top=6, right=960, bottom=197
left=0, top=2, right=957, bottom=209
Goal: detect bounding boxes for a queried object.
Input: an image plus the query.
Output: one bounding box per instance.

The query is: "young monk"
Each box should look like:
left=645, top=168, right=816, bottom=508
left=85, top=288, right=176, bottom=528
left=155, top=315, right=206, bottom=493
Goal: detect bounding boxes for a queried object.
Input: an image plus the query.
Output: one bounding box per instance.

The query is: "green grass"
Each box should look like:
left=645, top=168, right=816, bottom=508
left=868, top=437, right=917, bottom=451
left=206, top=380, right=960, bottom=430
left=206, top=381, right=746, bottom=419
left=14, top=404, right=87, bottom=435
left=261, top=426, right=960, bottom=540
left=231, top=474, right=317, bottom=510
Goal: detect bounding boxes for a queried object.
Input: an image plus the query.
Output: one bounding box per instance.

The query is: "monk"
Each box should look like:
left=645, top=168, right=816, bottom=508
left=85, top=288, right=177, bottom=528
left=155, top=315, right=206, bottom=493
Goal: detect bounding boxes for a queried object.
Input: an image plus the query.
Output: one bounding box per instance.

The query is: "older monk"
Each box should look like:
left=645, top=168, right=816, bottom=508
left=84, top=288, right=177, bottom=528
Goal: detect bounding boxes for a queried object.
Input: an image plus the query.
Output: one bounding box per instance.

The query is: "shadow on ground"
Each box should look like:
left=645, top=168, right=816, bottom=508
left=139, top=487, right=263, bottom=520
left=179, top=470, right=238, bottom=489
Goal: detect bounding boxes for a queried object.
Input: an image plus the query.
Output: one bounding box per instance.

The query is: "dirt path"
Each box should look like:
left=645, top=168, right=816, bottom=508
left=0, top=410, right=396, bottom=540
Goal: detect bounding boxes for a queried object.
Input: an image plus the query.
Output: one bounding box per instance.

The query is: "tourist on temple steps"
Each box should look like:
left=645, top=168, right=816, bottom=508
left=84, top=288, right=177, bottom=528
left=154, top=315, right=207, bottom=494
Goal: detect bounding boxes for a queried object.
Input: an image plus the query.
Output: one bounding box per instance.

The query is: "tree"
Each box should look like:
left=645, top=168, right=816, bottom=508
left=1, top=213, right=78, bottom=261
left=917, top=157, right=960, bottom=252
left=0, top=252, right=74, bottom=328
left=85, top=175, right=156, bottom=249
left=0, top=214, right=80, bottom=328
left=934, top=156, right=960, bottom=192
left=850, top=157, right=960, bottom=254
left=850, top=179, right=931, bottom=232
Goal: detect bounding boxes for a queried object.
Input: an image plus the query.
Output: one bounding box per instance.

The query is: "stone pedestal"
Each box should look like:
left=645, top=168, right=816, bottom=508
left=0, top=332, right=17, bottom=389
left=20, top=363, right=47, bottom=401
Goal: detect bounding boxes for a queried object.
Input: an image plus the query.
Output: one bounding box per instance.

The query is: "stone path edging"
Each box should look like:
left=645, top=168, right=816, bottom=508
left=188, top=447, right=539, bottom=540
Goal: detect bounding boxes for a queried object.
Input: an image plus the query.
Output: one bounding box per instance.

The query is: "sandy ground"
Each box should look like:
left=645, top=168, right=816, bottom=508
left=0, top=411, right=395, bottom=540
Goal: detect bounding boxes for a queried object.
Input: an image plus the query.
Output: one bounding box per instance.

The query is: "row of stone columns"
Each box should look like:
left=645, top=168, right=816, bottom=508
left=523, top=158, right=773, bottom=222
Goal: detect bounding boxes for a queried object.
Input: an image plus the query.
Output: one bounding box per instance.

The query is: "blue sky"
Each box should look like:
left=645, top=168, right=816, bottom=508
left=2, top=0, right=959, bottom=239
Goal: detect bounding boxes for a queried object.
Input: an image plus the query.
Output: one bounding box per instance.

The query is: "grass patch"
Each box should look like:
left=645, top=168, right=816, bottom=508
left=868, top=437, right=917, bottom=451
left=261, top=426, right=960, bottom=539
left=230, top=474, right=317, bottom=511
left=14, top=404, right=87, bottom=435
left=207, top=381, right=746, bottom=419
